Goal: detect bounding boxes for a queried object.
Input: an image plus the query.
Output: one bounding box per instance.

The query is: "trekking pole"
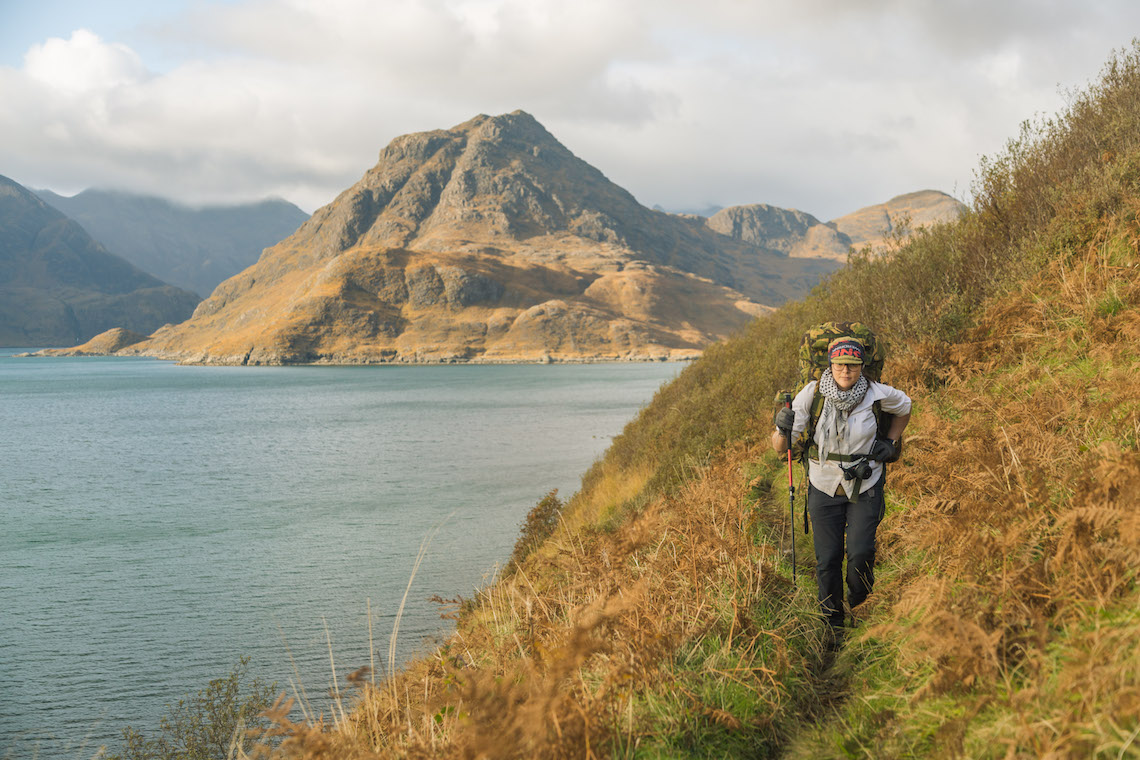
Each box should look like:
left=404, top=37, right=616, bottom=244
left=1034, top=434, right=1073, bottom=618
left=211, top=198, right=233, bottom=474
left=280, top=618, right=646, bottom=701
left=783, top=392, right=796, bottom=586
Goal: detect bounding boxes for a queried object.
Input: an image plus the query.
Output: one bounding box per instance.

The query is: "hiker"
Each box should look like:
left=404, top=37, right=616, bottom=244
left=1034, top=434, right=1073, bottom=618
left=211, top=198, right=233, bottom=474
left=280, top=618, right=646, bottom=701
left=771, top=337, right=911, bottom=630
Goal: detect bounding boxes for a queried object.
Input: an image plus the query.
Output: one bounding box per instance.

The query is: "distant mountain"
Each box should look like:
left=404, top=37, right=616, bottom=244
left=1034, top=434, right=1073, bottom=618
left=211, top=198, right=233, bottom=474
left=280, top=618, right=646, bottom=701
left=706, top=204, right=851, bottom=261
left=36, top=189, right=309, bottom=298
left=655, top=203, right=725, bottom=218
left=830, top=190, right=967, bottom=250
left=125, top=110, right=839, bottom=365
left=0, top=175, right=200, bottom=347
left=707, top=190, right=966, bottom=262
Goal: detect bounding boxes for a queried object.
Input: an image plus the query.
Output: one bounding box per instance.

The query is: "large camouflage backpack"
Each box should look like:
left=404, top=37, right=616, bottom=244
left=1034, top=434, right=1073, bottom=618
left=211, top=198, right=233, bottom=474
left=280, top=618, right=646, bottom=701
left=797, top=321, right=885, bottom=385
left=781, top=321, right=895, bottom=462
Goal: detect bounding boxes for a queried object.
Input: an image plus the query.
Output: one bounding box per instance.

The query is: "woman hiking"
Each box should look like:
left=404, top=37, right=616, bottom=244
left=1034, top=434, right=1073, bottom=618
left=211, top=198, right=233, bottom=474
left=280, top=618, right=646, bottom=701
left=772, top=337, right=911, bottom=631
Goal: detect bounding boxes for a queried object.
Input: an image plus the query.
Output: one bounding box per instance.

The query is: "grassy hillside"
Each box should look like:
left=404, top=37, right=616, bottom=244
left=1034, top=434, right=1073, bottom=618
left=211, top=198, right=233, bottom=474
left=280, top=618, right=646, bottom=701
left=195, top=43, right=1140, bottom=759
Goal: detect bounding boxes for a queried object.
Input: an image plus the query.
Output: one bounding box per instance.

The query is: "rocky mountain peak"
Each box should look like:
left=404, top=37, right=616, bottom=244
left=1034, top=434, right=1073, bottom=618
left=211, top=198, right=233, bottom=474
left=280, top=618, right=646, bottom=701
left=112, top=112, right=844, bottom=364
left=707, top=205, right=825, bottom=251
left=455, top=109, right=549, bottom=142
left=294, top=110, right=642, bottom=264
left=831, top=190, right=966, bottom=249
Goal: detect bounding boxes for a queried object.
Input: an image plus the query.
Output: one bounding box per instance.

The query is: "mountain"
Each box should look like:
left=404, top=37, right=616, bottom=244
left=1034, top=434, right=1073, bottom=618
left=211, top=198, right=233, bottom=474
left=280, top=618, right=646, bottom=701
left=125, top=111, right=840, bottom=364
left=706, top=190, right=965, bottom=262
left=830, top=189, right=966, bottom=250
left=0, top=175, right=200, bottom=347
left=35, top=189, right=309, bottom=298
left=706, top=204, right=852, bottom=261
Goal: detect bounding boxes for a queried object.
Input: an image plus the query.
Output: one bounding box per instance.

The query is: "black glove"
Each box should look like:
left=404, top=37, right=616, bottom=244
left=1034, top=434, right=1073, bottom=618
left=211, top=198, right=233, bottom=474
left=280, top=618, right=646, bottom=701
left=774, top=407, right=795, bottom=435
left=868, top=438, right=898, bottom=463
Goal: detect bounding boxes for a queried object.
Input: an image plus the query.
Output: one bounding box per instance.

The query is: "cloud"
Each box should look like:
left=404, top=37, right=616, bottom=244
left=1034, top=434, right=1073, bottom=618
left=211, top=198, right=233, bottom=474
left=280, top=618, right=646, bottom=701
left=1, top=28, right=374, bottom=208
left=23, top=29, right=149, bottom=94
left=172, top=0, right=665, bottom=115
left=3, top=1, right=1140, bottom=218
left=0, top=2, right=676, bottom=210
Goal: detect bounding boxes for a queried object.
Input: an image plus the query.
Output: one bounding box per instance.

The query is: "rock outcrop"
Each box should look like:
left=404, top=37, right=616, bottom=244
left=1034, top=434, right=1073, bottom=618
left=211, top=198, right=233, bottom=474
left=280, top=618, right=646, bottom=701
left=125, top=111, right=837, bottom=364
left=0, top=175, right=201, bottom=347
left=20, top=327, right=150, bottom=356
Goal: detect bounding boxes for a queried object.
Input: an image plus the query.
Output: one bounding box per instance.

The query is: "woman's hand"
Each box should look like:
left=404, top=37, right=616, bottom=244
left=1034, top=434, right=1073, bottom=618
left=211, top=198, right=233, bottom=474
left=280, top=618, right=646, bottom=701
left=868, top=438, right=898, bottom=462
left=772, top=408, right=794, bottom=454
left=774, top=407, right=794, bottom=435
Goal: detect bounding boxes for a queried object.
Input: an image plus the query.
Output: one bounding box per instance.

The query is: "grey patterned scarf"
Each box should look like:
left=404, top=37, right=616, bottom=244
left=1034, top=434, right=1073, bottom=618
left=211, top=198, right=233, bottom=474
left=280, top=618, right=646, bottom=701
left=816, top=369, right=870, bottom=463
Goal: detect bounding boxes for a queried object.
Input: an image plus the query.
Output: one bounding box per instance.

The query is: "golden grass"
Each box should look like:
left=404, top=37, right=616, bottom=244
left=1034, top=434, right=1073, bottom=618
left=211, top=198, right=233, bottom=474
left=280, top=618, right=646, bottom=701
left=557, top=460, right=653, bottom=534
left=245, top=158, right=1140, bottom=760
left=796, top=216, right=1140, bottom=758
left=236, top=440, right=825, bottom=759
left=218, top=45, right=1140, bottom=759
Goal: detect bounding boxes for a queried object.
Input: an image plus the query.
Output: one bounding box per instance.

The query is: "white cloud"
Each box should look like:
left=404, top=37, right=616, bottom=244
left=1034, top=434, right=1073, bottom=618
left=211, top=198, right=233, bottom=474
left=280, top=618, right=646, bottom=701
left=3, top=1, right=1140, bottom=217
left=24, top=29, right=148, bottom=94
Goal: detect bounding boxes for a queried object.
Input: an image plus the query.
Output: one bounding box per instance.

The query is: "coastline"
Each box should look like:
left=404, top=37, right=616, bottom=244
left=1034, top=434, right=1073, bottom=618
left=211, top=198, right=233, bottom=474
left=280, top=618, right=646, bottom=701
left=14, top=345, right=702, bottom=365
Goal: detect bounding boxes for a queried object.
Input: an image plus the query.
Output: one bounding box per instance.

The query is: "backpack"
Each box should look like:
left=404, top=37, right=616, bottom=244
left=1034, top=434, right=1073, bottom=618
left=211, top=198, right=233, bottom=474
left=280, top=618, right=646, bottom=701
left=778, top=321, right=895, bottom=463
left=798, top=321, right=885, bottom=385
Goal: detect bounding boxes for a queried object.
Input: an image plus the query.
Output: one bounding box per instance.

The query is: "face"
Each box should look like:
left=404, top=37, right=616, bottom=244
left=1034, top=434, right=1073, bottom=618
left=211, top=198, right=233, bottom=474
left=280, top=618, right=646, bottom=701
left=830, top=362, right=863, bottom=391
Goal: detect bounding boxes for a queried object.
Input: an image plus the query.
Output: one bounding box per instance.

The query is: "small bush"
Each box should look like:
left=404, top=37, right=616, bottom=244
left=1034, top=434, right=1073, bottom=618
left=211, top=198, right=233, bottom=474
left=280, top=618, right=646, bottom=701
left=505, top=488, right=563, bottom=573
left=107, top=657, right=278, bottom=760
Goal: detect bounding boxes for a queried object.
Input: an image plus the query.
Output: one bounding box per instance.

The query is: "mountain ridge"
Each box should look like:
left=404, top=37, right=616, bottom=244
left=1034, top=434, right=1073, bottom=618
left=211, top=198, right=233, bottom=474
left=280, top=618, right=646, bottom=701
left=706, top=189, right=965, bottom=262
left=35, top=188, right=309, bottom=298
left=123, top=111, right=838, bottom=364
left=32, top=111, right=963, bottom=363
left=0, top=175, right=200, bottom=347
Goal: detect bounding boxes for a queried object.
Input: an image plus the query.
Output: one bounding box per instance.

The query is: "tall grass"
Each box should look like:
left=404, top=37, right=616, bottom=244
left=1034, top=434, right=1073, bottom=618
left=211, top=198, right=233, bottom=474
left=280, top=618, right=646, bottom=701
left=246, top=41, right=1140, bottom=759
left=783, top=210, right=1140, bottom=758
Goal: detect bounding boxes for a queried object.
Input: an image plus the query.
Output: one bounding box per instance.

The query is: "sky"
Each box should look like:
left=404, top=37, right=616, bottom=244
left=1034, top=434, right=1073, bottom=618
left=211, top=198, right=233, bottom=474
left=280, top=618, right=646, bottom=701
left=1, top=1, right=1138, bottom=220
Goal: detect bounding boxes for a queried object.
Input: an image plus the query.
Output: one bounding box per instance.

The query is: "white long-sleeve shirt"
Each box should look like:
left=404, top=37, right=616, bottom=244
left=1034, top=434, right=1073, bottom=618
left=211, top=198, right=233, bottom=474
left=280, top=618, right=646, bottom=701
left=788, top=380, right=912, bottom=498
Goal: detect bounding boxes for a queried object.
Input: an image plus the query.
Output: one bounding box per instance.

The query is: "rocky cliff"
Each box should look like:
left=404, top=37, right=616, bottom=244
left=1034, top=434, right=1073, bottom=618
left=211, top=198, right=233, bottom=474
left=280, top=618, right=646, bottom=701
left=127, top=111, right=838, bottom=364
left=0, top=175, right=201, bottom=347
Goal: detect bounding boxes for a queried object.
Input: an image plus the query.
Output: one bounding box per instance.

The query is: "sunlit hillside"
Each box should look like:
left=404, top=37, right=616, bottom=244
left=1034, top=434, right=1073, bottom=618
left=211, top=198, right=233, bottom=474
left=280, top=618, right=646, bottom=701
left=108, top=43, right=1140, bottom=760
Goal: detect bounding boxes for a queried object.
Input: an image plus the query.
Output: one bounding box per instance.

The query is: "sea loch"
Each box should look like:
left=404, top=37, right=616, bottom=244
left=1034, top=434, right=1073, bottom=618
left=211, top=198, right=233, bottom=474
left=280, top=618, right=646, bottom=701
left=0, top=352, right=678, bottom=756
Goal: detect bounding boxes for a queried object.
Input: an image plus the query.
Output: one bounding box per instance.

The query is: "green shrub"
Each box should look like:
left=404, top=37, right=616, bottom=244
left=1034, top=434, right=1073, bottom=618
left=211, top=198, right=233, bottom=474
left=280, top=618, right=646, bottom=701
left=107, top=657, right=278, bottom=760
left=505, top=489, right=563, bottom=573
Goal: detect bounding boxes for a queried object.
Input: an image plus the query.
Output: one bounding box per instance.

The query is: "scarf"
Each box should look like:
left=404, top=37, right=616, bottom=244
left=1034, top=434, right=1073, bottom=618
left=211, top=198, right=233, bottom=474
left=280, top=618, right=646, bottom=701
left=816, top=369, right=870, bottom=463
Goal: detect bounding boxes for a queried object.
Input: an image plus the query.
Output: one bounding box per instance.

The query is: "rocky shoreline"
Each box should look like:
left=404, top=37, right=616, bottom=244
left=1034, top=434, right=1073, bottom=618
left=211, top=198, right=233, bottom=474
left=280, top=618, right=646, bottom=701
left=18, top=327, right=698, bottom=365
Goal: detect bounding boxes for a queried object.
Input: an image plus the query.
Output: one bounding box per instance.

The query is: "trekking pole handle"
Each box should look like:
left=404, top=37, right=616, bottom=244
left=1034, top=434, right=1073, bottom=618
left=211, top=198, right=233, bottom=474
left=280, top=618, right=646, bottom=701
left=781, top=392, right=793, bottom=447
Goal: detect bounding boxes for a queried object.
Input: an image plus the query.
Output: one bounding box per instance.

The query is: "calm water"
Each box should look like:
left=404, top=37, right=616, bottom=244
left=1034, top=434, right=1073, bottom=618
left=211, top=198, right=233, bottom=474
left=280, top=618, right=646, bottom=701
left=0, top=352, right=678, bottom=757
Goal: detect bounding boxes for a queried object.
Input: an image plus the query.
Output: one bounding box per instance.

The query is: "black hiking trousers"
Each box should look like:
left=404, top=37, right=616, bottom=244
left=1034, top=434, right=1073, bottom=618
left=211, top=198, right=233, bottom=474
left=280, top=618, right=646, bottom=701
left=807, top=474, right=886, bottom=628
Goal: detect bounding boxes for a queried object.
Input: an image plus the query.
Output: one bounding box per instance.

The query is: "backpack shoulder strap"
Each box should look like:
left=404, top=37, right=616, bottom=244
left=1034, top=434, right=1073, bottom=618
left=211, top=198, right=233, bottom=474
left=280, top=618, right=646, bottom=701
left=872, top=397, right=896, bottom=439
left=792, top=387, right=825, bottom=462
